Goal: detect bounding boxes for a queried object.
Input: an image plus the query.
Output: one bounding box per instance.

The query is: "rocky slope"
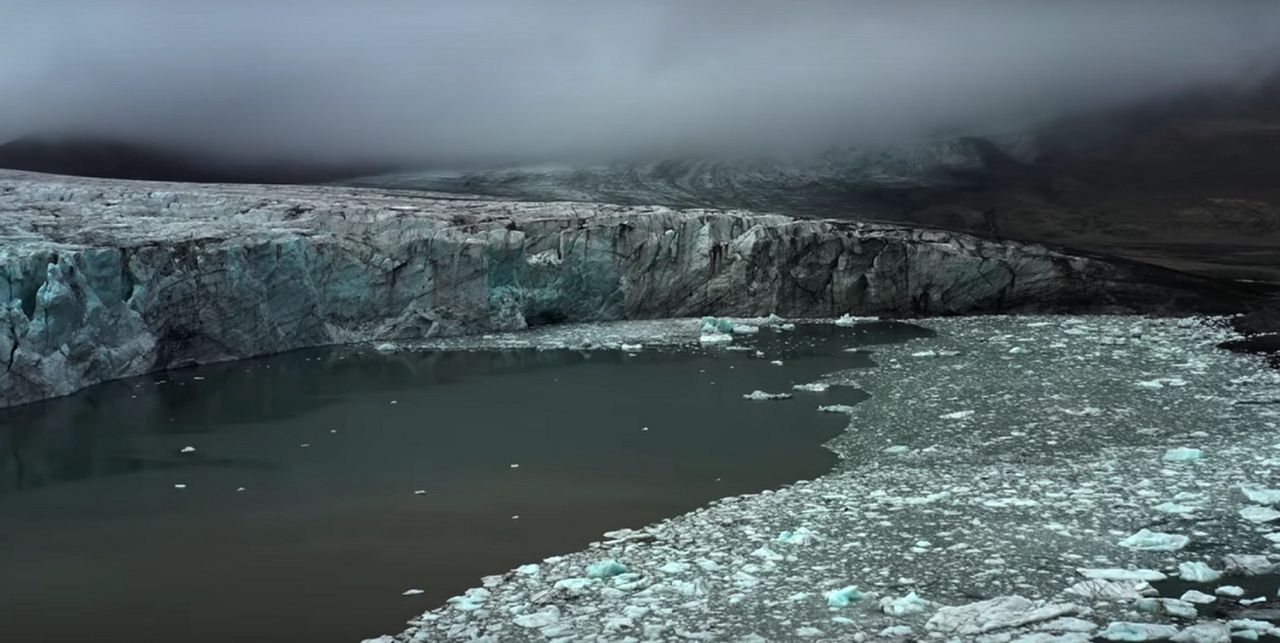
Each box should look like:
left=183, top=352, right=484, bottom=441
left=0, top=170, right=1252, bottom=408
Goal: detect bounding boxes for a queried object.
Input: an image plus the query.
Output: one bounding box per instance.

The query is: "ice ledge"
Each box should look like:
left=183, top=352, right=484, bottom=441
left=0, top=170, right=1243, bottom=407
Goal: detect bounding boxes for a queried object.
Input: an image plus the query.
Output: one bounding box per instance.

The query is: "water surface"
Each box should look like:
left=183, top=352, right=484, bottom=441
left=0, top=322, right=929, bottom=643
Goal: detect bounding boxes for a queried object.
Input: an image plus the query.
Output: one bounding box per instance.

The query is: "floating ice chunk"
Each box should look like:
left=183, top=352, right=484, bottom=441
left=911, top=350, right=938, bottom=358
left=1118, top=529, right=1189, bottom=551
left=925, top=596, right=1080, bottom=636
left=700, top=317, right=737, bottom=334
left=776, top=527, right=819, bottom=546
left=699, top=332, right=733, bottom=345
left=1222, top=554, right=1276, bottom=576
left=513, top=606, right=561, bottom=629
left=826, top=586, right=866, bottom=608
left=880, top=591, right=930, bottom=616
left=658, top=562, right=689, bottom=574
left=834, top=314, right=877, bottom=327
left=940, top=410, right=975, bottom=420
left=1241, top=596, right=1266, bottom=605
left=1154, top=502, right=1198, bottom=515
left=1099, top=622, right=1180, bottom=641
left=883, top=445, right=910, bottom=455
left=445, top=587, right=490, bottom=611
left=374, top=342, right=397, bottom=353
left=553, top=578, right=594, bottom=594
left=620, top=343, right=643, bottom=352
left=1134, top=597, right=1198, bottom=619
left=173, top=483, right=187, bottom=489
left=1065, top=579, right=1154, bottom=601
left=759, top=314, right=787, bottom=327
left=742, top=390, right=792, bottom=401
left=1215, top=585, right=1245, bottom=597
left=1162, top=447, right=1203, bottom=462
left=732, top=324, right=759, bottom=335
left=769, top=359, right=783, bottom=366
left=1239, top=506, right=1280, bottom=522
left=818, top=404, right=857, bottom=414
left=413, top=489, right=427, bottom=495
left=879, top=625, right=914, bottom=638
left=1078, top=568, right=1168, bottom=582
left=179, top=446, right=197, bottom=454
left=585, top=560, right=628, bottom=579
left=1178, top=561, right=1222, bottom=583
left=1170, top=622, right=1229, bottom=643
left=401, top=589, right=425, bottom=596
left=1009, top=346, right=1029, bottom=354
left=1240, top=484, right=1280, bottom=504
left=1229, top=619, right=1272, bottom=632
left=795, top=627, right=823, bottom=638
left=516, top=564, right=540, bottom=576
left=793, top=383, right=830, bottom=393
left=751, top=546, right=784, bottom=561
left=1179, top=590, right=1216, bottom=604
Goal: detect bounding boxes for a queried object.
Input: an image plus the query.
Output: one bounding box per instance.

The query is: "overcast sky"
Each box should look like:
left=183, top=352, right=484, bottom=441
left=3, top=1, right=1280, bottom=165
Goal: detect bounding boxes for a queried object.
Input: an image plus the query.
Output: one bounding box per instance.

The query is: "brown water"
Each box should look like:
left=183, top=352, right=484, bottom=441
left=0, top=322, right=930, bottom=643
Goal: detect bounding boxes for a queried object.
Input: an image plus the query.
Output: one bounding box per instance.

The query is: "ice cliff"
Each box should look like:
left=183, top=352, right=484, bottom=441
left=0, top=170, right=1241, bottom=407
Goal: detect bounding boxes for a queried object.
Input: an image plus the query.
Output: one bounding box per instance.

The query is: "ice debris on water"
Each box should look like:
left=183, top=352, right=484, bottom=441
left=1215, top=585, right=1245, bottom=597
left=939, top=410, right=975, bottom=420
left=1239, top=506, right=1280, bottom=522
left=817, top=404, right=856, bottom=414
left=700, top=317, right=736, bottom=334
left=883, top=445, right=910, bottom=455
left=1134, top=597, right=1198, bottom=619
left=1066, top=579, right=1155, bottom=601
left=1222, top=554, right=1276, bottom=575
left=924, top=596, right=1080, bottom=636
left=742, top=390, right=792, bottom=401
left=879, top=591, right=930, bottom=616
left=445, top=588, right=490, bottom=611
left=825, top=586, right=866, bottom=608
left=1078, top=568, right=1167, bottom=582
left=1117, top=529, right=1189, bottom=551
left=1177, top=561, right=1221, bottom=582
left=793, top=382, right=829, bottom=393
left=1240, top=484, right=1280, bottom=504
left=699, top=332, right=733, bottom=345
left=584, top=560, right=628, bottom=579
left=833, top=314, right=877, bottom=327
left=776, top=527, right=819, bottom=546
left=374, top=342, right=397, bottom=353
left=173, top=483, right=187, bottom=489
left=619, top=343, right=643, bottom=352
left=402, top=589, right=425, bottom=596
left=1170, top=623, right=1230, bottom=643
left=1099, top=621, right=1180, bottom=641
left=1162, top=447, right=1203, bottom=462
left=1179, top=589, right=1216, bottom=604
left=179, top=446, right=196, bottom=454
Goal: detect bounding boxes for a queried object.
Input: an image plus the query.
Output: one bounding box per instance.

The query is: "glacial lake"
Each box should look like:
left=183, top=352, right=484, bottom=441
left=0, top=322, right=930, bottom=643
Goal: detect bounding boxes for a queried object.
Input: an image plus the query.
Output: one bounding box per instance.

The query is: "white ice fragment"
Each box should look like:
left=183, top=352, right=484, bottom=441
left=1118, top=529, right=1189, bottom=551
left=513, top=606, right=561, bottom=629
left=179, top=446, right=196, bottom=454
left=1177, top=561, right=1222, bottom=583
left=939, top=410, right=975, bottom=420
left=1134, top=597, right=1198, bottom=619
left=793, top=382, right=830, bottom=393
left=1099, top=622, right=1180, bottom=641
left=413, top=489, right=426, bottom=495
left=658, top=562, right=689, bottom=574
left=834, top=314, right=877, bottom=327
left=1179, top=590, right=1216, bottom=604
left=620, top=343, right=643, bottom=352
left=374, top=342, right=397, bottom=353
left=1240, top=484, right=1280, bottom=504
left=878, top=625, right=914, bottom=638
left=1222, top=554, right=1276, bottom=576
left=1065, top=579, right=1153, bottom=601
left=1154, top=502, right=1198, bottom=515
left=911, top=350, right=938, bottom=358
left=925, top=596, right=1080, bottom=636
left=769, top=360, right=783, bottom=366
left=699, top=332, right=733, bottom=345
left=516, top=564, right=540, bottom=576
left=1215, top=585, right=1245, bottom=597
left=1239, top=506, right=1280, bottom=522
left=880, top=591, right=930, bottom=616
left=883, top=445, right=911, bottom=455
left=1078, top=568, right=1167, bottom=582
left=732, top=324, right=759, bottom=335
left=742, top=390, right=792, bottom=401
left=1170, top=622, right=1229, bottom=643
left=818, top=404, right=856, bottom=414
left=776, top=527, right=819, bottom=546
left=750, top=546, right=784, bottom=561
left=402, top=589, right=425, bottom=596
left=173, top=483, right=187, bottom=489
left=1162, top=447, right=1203, bottom=462
left=445, top=587, right=490, bottom=611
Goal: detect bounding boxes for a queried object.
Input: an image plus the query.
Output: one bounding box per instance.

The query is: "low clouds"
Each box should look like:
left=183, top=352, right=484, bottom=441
left=2, top=1, right=1279, bottom=165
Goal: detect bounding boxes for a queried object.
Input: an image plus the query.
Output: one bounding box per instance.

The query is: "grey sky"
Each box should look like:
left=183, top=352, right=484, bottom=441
left=2, top=1, right=1279, bottom=164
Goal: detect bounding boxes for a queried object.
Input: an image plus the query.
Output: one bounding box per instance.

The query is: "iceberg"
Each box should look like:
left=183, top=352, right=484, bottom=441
left=584, top=560, right=628, bottom=579
left=1117, top=529, right=1189, bottom=551
left=1222, top=554, right=1275, bottom=576
left=1170, top=623, right=1229, bottom=643
left=925, top=596, right=1080, bottom=636
left=700, top=317, right=737, bottom=334
left=825, top=585, right=866, bottom=608
left=742, top=390, right=792, bottom=401
left=1177, top=561, right=1221, bottom=583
